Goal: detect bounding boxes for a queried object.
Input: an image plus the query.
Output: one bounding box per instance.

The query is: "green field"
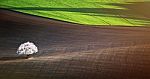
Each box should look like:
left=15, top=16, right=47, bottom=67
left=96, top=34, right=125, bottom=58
left=0, top=0, right=150, bottom=26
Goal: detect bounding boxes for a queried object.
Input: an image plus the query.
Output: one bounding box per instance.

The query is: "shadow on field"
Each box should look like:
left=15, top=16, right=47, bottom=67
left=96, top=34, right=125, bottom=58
left=3, top=2, right=150, bottom=21
left=0, top=56, right=29, bottom=61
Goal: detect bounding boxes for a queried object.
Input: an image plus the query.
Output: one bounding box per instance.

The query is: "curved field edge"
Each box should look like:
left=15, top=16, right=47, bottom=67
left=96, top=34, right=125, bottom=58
left=0, top=0, right=150, bottom=26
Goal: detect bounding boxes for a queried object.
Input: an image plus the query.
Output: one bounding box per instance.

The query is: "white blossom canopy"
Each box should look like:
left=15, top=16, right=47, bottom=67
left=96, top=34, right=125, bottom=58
left=17, top=42, right=38, bottom=55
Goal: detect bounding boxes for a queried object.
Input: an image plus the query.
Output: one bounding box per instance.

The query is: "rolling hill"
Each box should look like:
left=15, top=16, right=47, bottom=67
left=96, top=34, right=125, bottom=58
left=1, top=0, right=150, bottom=26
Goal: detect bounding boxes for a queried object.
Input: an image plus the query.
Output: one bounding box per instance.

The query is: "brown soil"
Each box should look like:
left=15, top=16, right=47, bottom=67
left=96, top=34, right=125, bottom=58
left=0, top=9, right=150, bottom=79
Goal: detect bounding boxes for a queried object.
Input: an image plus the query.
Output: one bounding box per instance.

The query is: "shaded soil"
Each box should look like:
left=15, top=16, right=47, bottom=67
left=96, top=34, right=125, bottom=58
left=0, top=56, right=29, bottom=61
left=0, top=9, right=150, bottom=79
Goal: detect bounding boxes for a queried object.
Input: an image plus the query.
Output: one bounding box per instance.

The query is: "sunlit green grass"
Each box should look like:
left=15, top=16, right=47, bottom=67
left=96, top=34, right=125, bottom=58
left=0, top=0, right=150, bottom=26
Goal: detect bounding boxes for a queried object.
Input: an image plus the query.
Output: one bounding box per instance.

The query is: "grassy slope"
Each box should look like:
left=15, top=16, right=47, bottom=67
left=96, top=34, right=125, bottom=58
left=0, top=0, right=150, bottom=26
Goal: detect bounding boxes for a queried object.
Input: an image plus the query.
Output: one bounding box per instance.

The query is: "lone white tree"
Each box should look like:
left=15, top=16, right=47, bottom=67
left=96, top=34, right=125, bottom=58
left=16, top=42, right=38, bottom=57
